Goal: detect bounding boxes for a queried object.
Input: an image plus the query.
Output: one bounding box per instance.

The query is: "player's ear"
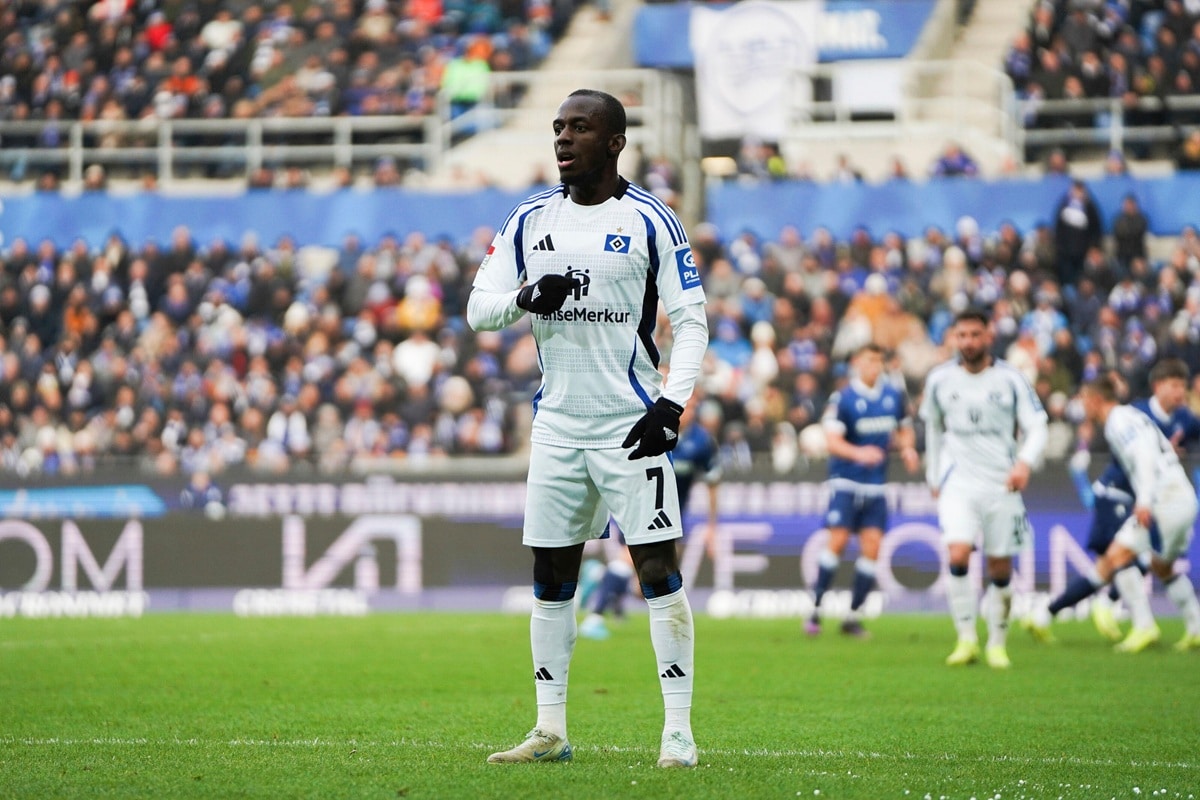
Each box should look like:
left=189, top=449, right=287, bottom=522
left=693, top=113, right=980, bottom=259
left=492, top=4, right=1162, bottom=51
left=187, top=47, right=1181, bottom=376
left=608, top=133, right=626, bottom=158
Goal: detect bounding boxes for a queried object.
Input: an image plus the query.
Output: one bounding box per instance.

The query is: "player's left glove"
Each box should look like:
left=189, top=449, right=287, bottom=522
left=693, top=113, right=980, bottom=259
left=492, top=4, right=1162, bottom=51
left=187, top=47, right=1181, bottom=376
left=622, top=398, right=684, bottom=460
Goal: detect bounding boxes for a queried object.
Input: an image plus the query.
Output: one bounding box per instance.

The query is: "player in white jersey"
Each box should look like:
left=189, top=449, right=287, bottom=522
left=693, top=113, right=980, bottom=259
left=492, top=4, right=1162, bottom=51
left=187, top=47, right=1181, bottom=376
left=467, top=90, right=708, bottom=768
left=1078, top=375, right=1200, bottom=653
left=919, top=309, right=1048, bottom=668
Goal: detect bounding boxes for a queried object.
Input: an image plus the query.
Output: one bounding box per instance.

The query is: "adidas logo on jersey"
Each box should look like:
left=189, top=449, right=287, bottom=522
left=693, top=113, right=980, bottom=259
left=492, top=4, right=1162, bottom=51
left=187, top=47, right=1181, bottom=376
left=532, top=235, right=555, bottom=252
left=647, top=510, right=673, bottom=531
left=660, top=664, right=686, bottom=679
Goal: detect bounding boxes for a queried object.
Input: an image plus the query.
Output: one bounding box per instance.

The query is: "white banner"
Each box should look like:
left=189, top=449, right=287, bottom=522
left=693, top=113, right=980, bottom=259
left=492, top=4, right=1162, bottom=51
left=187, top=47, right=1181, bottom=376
left=691, top=0, right=823, bottom=141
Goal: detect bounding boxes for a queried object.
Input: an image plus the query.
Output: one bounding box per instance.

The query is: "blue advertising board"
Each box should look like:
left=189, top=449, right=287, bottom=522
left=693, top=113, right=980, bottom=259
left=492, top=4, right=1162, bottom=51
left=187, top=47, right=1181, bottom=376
left=705, top=172, right=1200, bottom=242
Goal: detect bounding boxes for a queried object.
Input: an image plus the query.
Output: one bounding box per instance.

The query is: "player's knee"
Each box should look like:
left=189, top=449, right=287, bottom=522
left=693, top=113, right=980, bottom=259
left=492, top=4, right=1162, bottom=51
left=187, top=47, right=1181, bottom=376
left=631, top=541, right=683, bottom=598
left=532, top=545, right=583, bottom=599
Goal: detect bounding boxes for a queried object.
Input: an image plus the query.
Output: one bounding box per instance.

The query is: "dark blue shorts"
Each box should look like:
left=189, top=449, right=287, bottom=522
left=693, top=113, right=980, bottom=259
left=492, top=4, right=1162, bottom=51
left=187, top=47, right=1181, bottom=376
left=1087, top=496, right=1162, bottom=554
left=825, top=491, right=887, bottom=532
left=1087, top=496, right=1127, bottom=555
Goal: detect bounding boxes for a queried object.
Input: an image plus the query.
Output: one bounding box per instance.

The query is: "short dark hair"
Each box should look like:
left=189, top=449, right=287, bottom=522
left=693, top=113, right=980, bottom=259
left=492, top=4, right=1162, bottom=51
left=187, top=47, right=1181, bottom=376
left=854, top=343, right=885, bottom=358
left=1149, top=357, right=1190, bottom=385
left=1083, top=374, right=1120, bottom=403
left=953, top=308, right=989, bottom=327
left=568, top=88, right=626, bottom=134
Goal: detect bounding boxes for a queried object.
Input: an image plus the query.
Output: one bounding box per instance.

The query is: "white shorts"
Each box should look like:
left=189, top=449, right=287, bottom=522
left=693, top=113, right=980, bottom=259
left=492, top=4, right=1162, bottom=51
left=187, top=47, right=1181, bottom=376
left=937, top=486, right=1031, bottom=558
left=523, top=442, right=683, bottom=548
left=1114, top=477, right=1199, bottom=562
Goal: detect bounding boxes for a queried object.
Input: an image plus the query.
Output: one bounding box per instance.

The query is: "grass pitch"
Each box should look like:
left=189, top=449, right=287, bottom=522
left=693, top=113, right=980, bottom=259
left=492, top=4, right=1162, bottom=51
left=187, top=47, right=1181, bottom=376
left=1, top=613, right=1197, bottom=799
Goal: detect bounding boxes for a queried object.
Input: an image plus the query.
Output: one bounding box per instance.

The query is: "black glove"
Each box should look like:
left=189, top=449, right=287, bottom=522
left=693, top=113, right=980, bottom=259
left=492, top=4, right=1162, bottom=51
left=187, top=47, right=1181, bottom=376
left=622, top=398, right=684, bottom=460
left=516, top=274, right=577, bottom=315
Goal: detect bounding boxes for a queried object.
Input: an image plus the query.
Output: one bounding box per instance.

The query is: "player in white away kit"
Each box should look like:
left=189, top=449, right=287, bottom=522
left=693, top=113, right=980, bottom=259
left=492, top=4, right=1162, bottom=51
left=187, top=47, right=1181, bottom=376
left=467, top=90, right=708, bottom=768
left=920, top=309, right=1048, bottom=668
left=1078, top=375, right=1200, bottom=652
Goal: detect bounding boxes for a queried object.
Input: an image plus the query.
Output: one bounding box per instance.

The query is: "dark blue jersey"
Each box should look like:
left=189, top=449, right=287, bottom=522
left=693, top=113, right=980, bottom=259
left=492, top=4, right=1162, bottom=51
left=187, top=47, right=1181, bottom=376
left=672, top=423, right=720, bottom=509
left=1095, top=397, right=1200, bottom=500
left=824, top=378, right=908, bottom=492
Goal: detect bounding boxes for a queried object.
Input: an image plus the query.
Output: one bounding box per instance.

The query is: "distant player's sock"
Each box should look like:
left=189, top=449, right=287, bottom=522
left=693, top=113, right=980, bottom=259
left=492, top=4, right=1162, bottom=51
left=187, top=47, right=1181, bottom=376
left=1112, top=563, right=1154, bottom=631
left=850, top=557, right=876, bottom=612
left=591, top=560, right=633, bottom=615
left=1107, top=558, right=1148, bottom=601
left=946, top=569, right=978, bottom=642
left=1049, top=573, right=1105, bottom=615
left=812, top=548, right=840, bottom=609
left=530, top=597, right=576, bottom=739
left=1165, top=573, right=1200, bottom=635
left=646, top=585, right=694, bottom=739
left=984, top=578, right=1013, bottom=649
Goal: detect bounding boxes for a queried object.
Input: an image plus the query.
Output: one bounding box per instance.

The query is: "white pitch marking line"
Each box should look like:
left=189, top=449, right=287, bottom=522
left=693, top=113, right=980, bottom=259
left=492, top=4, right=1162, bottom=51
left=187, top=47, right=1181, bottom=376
left=1, top=738, right=1196, bottom=771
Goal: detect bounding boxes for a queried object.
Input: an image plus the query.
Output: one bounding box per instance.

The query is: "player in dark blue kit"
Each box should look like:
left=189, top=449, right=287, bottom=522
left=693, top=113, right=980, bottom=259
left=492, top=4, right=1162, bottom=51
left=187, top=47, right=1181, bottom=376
left=1027, top=359, right=1200, bottom=647
left=806, top=344, right=920, bottom=638
left=579, top=401, right=721, bottom=640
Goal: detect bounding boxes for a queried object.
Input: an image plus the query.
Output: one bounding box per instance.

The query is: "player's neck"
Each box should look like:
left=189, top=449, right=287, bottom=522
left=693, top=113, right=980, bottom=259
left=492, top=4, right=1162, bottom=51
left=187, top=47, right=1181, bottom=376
left=567, top=173, right=621, bottom=206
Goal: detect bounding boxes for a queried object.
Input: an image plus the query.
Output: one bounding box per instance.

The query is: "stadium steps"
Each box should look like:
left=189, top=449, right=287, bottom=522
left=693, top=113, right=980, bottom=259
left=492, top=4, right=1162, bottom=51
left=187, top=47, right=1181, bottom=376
left=774, top=0, right=1037, bottom=182
left=426, top=0, right=641, bottom=190
left=909, top=0, right=1037, bottom=169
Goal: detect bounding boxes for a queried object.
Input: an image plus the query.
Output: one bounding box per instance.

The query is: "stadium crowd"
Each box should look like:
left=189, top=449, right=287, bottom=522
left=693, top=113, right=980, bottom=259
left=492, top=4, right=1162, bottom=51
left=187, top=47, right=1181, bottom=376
left=0, top=0, right=573, bottom=159
left=4, top=172, right=1200, bottom=480
left=1004, top=0, right=1200, bottom=161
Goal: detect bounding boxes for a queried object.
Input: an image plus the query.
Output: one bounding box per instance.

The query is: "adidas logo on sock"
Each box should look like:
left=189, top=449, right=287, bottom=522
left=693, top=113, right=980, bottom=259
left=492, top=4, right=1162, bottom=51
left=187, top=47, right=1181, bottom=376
left=534, top=667, right=554, bottom=681
left=647, top=510, right=673, bottom=531
left=660, top=664, right=686, bottom=679
left=532, top=235, right=555, bottom=252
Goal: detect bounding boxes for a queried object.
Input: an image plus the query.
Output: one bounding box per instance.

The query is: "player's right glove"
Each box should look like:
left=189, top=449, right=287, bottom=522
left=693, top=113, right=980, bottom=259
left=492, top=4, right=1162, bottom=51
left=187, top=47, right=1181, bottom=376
left=516, top=274, right=577, bottom=315
left=622, top=398, right=684, bottom=460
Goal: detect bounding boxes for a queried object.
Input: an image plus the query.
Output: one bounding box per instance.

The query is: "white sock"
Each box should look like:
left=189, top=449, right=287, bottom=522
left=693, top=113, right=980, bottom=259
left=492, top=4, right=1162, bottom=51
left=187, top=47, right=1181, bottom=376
left=647, top=589, right=694, bottom=738
left=531, top=597, right=575, bottom=739
left=946, top=573, right=978, bottom=642
left=1165, top=574, right=1200, bottom=635
left=985, top=582, right=1014, bottom=649
left=1113, top=565, right=1155, bottom=631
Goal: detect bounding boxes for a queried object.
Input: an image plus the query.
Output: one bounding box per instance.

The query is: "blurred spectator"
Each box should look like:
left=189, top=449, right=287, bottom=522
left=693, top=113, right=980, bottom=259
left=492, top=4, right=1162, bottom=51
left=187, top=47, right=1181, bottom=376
left=930, top=142, right=980, bottom=178
left=1111, top=193, right=1149, bottom=270
left=1176, top=129, right=1200, bottom=170
left=1053, top=180, right=1104, bottom=288
left=442, top=36, right=492, bottom=121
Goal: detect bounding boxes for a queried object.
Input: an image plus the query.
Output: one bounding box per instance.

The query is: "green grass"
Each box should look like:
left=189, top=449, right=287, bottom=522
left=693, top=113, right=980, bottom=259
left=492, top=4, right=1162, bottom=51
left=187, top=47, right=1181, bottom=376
left=1, top=613, right=1198, bottom=799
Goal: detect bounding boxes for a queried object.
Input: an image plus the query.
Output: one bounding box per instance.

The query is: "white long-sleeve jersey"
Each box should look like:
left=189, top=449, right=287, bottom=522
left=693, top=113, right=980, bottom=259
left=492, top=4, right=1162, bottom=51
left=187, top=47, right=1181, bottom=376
left=467, top=179, right=708, bottom=449
left=1104, top=404, right=1190, bottom=508
left=919, top=358, right=1048, bottom=492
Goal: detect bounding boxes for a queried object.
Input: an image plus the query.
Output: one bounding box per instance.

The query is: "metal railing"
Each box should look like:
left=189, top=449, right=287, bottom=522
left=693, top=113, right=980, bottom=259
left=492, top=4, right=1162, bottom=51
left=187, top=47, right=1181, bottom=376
left=0, top=69, right=686, bottom=188
left=0, top=115, right=443, bottom=183
left=780, top=59, right=1020, bottom=155
left=1015, top=94, right=1200, bottom=155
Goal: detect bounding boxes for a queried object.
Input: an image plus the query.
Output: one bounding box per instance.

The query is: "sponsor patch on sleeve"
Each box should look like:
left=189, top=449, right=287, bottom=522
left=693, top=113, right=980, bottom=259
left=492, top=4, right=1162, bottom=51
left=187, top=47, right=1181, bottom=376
left=479, top=243, right=495, bottom=271
left=675, top=247, right=701, bottom=290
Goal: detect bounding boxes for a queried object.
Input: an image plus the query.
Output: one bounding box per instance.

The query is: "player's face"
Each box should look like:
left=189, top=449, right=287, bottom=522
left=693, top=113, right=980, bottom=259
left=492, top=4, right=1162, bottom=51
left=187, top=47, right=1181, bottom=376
left=953, top=320, right=991, bottom=368
left=854, top=350, right=883, bottom=386
left=1154, top=377, right=1186, bottom=412
left=553, top=95, right=621, bottom=187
